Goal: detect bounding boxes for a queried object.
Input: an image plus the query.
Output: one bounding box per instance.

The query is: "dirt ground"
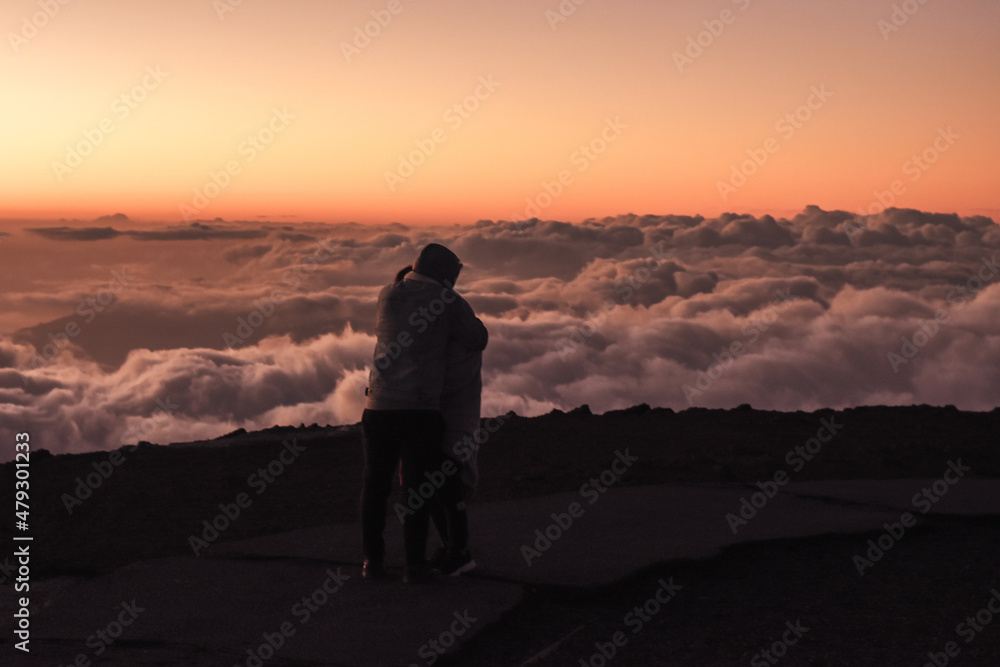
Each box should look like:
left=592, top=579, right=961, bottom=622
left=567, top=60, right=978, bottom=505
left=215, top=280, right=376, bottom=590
left=2, top=404, right=998, bottom=665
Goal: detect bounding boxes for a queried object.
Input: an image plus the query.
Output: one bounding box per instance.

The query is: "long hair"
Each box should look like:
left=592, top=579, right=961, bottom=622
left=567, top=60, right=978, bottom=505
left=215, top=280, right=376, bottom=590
left=393, top=265, right=413, bottom=283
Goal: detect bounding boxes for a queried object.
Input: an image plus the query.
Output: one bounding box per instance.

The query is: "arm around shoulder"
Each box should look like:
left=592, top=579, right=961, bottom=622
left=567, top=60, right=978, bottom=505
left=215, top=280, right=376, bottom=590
left=450, top=293, right=488, bottom=350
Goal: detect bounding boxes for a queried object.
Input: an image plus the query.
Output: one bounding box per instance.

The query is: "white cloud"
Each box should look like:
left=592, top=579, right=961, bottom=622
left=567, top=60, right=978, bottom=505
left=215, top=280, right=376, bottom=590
left=3, top=207, right=999, bottom=455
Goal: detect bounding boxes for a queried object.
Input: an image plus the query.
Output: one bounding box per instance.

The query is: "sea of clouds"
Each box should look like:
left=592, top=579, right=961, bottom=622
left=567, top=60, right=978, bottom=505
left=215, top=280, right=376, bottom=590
left=2, top=206, right=999, bottom=456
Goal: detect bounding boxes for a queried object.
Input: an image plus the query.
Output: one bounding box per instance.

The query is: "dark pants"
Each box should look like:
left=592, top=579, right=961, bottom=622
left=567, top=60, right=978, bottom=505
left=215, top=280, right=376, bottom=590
left=361, top=409, right=445, bottom=567
left=429, top=456, right=469, bottom=557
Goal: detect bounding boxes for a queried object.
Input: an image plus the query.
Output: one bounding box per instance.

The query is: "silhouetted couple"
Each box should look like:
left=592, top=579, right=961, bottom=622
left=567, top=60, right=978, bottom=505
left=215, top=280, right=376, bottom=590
left=361, top=243, right=486, bottom=583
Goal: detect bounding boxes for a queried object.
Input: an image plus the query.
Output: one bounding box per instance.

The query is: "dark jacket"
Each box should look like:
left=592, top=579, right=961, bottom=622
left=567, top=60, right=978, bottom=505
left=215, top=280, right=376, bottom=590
left=365, top=272, right=487, bottom=411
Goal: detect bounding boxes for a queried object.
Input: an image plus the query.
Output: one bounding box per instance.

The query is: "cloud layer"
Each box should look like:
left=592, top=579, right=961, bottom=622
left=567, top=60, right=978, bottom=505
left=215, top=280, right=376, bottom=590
left=2, top=207, right=999, bottom=456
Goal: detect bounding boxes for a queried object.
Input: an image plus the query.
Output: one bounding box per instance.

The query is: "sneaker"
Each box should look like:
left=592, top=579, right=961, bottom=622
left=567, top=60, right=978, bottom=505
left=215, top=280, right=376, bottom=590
left=362, top=560, right=388, bottom=581
left=436, top=550, right=476, bottom=577
left=402, top=564, right=439, bottom=584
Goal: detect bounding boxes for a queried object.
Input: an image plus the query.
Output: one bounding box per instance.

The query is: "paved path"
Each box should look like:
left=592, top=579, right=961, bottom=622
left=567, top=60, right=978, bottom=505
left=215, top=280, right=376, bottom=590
left=5, top=479, right=998, bottom=666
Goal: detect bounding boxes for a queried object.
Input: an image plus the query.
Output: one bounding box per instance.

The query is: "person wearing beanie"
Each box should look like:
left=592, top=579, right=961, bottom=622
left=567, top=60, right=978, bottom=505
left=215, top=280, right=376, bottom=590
left=360, top=243, right=487, bottom=583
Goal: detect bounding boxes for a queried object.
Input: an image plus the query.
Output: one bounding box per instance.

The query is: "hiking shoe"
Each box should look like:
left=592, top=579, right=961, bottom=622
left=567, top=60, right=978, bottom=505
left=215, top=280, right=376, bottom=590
left=436, top=550, right=476, bottom=577
left=362, top=560, right=388, bottom=581
left=402, top=564, right=439, bottom=584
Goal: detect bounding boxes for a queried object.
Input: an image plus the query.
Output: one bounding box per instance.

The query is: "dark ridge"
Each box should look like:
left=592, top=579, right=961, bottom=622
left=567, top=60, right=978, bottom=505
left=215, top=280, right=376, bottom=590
left=2, top=403, right=997, bottom=579
left=602, top=402, right=651, bottom=417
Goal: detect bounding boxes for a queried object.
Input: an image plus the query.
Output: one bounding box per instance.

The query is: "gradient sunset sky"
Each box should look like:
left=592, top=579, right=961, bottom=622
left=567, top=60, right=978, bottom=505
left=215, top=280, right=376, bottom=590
left=2, top=0, right=998, bottom=225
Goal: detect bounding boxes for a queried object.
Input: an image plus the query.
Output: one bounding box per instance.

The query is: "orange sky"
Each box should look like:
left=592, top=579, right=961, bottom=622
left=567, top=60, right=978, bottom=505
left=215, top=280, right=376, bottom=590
left=1, top=0, right=998, bottom=224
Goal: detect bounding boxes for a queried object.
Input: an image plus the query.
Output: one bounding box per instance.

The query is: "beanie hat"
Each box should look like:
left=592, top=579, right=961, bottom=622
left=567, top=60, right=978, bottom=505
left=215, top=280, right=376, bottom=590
left=413, top=243, right=462, bottom=286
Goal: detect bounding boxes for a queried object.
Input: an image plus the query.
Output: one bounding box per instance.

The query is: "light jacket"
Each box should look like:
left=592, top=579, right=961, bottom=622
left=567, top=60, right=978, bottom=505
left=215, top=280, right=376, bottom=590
left=365, top=272, right=487, bottom=411
left=442, top=345, right=483, bottom=491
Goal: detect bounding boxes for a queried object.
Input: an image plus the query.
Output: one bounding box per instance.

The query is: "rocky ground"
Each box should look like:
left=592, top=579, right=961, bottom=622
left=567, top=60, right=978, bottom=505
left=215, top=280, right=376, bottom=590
left=2, top=404, right=999, bottom=665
